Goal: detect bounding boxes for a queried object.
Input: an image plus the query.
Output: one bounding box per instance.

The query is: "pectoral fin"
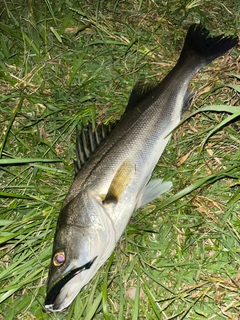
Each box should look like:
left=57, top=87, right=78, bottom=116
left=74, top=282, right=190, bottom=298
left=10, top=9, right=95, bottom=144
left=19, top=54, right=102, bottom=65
left=135, top=179, right=172, bottom=210
left=103, top=159, right=133, bottom=204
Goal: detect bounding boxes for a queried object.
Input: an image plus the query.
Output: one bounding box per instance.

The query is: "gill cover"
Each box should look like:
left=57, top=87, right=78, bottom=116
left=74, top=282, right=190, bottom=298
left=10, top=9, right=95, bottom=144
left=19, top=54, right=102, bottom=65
left=45, top=189, right=117, bottom=312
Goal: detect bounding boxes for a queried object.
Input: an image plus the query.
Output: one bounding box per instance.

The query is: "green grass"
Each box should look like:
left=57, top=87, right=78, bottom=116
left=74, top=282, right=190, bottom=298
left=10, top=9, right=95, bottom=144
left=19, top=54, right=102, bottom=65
left=0, top=0, right=239, bottom=319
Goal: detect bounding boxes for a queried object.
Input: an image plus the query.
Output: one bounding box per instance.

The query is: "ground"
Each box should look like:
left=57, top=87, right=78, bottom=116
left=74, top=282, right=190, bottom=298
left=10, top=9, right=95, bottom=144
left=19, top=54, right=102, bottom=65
left=0, top=1, right=239, bottom=319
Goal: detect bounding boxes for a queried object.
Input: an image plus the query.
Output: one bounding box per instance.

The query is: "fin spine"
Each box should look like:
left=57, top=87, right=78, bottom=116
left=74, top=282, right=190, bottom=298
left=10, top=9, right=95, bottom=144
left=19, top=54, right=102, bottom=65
left=74, top=122, right=116, bottom=175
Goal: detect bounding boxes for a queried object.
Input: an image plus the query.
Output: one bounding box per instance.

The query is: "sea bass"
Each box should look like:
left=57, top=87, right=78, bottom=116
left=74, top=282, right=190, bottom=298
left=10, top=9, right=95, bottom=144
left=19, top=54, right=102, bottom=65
left=45, top=24, right=238, bottom=312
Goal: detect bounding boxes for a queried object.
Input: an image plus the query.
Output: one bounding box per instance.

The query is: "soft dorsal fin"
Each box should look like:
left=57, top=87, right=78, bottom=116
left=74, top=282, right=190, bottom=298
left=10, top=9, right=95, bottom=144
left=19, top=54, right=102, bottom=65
left=126, top=82, right=157, bottom=111
left=74, top=122, right=116, bottom=175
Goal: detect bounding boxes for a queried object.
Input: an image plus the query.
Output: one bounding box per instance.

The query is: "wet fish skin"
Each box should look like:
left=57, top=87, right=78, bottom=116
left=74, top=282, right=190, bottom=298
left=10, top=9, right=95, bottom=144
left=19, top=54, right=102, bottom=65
left=45, top=24, right=238, bottom=312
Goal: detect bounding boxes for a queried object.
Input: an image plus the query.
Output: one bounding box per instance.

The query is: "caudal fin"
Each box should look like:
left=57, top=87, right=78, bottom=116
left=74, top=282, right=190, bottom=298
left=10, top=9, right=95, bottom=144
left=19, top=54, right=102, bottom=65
left=179, top=24, right=238, bottom=66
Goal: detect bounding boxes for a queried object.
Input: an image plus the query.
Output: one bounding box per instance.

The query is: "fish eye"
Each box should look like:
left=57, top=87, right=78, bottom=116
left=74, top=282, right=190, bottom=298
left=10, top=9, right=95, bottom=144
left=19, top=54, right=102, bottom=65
left=53, top=251, right=65, bottom=266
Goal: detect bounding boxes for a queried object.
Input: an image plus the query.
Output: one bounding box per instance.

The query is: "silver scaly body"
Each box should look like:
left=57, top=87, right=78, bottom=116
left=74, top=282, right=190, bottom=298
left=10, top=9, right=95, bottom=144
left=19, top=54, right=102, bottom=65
left=45, top=24, right=238, bottom=312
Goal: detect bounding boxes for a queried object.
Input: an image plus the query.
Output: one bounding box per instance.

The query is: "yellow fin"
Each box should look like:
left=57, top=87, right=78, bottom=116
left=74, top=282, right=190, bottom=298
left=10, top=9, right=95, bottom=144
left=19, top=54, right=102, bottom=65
left=103, top=159, right=133, bottom=204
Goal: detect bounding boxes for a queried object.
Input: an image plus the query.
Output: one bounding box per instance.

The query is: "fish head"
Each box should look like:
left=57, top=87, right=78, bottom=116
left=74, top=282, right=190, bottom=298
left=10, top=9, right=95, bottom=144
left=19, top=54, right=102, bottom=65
left=45, top=191, right=116, bottom=312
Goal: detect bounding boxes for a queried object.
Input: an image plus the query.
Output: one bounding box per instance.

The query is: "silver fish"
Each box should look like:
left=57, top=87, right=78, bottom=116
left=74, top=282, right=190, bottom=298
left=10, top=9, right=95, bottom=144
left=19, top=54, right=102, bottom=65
left=45, top=24, right=238, bottom=312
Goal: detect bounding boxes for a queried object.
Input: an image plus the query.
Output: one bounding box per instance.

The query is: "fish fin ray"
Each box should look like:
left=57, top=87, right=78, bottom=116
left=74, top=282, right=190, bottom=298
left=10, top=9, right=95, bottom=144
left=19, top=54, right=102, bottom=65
left=74, top=122, right=117, bottom=175
left=126, top=82, right=157, bottom=111
left=103, top=159, right=133, bottom=204
left=136, top=179, right=172, bottom=210
left=178, top=24, right=238, bottom=67
left=181, top=89, right=195, bottom=116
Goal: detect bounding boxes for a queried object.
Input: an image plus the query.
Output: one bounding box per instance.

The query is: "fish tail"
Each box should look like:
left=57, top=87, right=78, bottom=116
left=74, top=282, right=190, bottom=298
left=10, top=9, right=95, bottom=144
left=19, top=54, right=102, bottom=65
left=179, top=24, right=238, bottom=67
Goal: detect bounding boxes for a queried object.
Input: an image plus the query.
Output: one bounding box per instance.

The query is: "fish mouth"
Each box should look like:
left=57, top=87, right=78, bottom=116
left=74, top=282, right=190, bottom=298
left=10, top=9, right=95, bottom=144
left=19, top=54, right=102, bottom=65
left=44, top=256, right=97, bottom=311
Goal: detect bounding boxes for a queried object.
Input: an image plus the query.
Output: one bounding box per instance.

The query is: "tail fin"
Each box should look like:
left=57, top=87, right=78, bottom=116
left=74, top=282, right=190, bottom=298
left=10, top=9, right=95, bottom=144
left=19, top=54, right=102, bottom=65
left=179, top=24, right=238, bottom=66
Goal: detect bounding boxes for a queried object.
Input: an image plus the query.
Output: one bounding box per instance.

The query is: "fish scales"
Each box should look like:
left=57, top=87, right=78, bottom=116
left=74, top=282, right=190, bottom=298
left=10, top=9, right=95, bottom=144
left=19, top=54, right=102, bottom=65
left=45, top=24, right=238, bottom=312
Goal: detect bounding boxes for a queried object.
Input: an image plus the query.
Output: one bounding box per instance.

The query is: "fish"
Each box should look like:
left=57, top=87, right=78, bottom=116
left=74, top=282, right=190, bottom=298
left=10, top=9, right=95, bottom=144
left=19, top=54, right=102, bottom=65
left=44, top=24, right=238, bottom=312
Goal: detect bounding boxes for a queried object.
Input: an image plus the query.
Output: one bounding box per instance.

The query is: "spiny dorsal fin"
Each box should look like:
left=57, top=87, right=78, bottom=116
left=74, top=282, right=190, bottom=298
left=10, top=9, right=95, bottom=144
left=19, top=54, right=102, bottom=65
left=126, top=82, right=157, bottom=111
left=74, top=122, right=116, bottom=175
left=103, top=159, right=133, bottom=204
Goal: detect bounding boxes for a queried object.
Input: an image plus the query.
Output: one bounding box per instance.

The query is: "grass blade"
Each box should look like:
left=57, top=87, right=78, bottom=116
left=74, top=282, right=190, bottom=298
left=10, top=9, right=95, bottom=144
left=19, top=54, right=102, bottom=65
left=0, top=97, right=24, bottom=157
